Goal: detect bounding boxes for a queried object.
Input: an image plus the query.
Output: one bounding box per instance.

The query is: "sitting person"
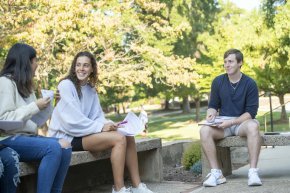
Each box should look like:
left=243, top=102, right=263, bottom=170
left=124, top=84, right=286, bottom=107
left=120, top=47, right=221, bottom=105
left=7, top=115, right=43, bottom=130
left=48, top=51, right=154, bottom=193
left=200, top=49, right=262, bottom=187
left=0, top=43, right=72, bottom=193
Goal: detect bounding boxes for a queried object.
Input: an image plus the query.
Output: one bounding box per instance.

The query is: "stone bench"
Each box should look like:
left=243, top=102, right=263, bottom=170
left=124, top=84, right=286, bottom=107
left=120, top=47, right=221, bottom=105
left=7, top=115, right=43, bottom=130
left=202, top=134, right=290, bottom=178
left=18, top=138, right=163, bottom=193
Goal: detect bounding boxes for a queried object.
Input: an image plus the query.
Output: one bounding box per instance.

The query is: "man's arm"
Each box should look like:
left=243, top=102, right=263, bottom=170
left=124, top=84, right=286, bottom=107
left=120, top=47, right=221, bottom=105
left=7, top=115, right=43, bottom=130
left=217, top=112, right=252, bottom=129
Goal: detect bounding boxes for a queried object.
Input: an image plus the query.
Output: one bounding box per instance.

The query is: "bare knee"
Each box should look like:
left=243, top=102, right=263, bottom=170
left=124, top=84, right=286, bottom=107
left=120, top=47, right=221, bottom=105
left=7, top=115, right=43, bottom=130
left=113, top=133, right=127, bottom=147
left=200, top=126, right=213, bottom=141
left=58, top=139, right=71, bottom=148
left=244, top=120, right=260, bottom=137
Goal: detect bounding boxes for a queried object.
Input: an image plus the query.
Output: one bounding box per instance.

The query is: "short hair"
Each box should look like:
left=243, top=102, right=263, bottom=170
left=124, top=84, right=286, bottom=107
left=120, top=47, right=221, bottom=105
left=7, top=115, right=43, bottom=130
left=224, top=49, right=243, bottom=63
left=0, top=43, right=36, bottom=98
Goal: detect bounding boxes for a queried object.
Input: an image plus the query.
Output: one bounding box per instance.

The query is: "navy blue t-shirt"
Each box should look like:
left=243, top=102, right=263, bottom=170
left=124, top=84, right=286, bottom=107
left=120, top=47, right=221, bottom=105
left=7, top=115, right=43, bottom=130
left=208, top=73, right=259, bottom=118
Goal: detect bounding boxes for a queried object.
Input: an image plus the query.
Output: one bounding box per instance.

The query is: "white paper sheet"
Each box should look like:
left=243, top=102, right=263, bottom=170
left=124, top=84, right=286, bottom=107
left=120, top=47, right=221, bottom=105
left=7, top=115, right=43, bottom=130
left=117, top=112, right=145, bottom=136
left=31, top=89, right=54, bottom=127
left=198, top=116, right=234, bottom=127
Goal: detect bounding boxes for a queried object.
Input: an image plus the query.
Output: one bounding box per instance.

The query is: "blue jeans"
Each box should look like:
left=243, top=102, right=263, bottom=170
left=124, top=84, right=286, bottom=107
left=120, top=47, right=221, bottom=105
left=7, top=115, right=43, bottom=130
left=1, top=135, right=72, bottom=193
left=0, top=146, right=20, bottom=193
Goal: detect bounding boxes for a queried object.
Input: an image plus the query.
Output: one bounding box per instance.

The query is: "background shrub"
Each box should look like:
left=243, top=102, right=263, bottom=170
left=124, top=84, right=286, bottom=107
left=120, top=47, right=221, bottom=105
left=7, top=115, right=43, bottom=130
left=182, top=141, right=201, bottom=170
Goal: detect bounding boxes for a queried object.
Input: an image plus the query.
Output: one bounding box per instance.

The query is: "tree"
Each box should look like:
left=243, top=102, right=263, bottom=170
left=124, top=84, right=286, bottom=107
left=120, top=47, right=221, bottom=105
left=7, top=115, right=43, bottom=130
left=254, top=1, right=290, bottom=120
left=0, top=0, right=197, bottom=110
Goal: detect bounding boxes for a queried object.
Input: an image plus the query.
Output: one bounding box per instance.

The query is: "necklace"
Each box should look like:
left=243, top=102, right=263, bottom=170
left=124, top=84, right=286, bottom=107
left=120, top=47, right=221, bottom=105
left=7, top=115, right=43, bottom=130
left=229, top=73, right=242, bottom=90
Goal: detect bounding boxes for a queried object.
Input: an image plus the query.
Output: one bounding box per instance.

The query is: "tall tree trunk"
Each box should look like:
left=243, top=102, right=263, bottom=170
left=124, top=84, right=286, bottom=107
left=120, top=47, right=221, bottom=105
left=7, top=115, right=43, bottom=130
left=194, top=97, right=200, bottom=122
left=278, top=94, right=287, bottom=120
left=182, top=95, right=191, bottom=113
left=164, top=99, right=170, bottom=110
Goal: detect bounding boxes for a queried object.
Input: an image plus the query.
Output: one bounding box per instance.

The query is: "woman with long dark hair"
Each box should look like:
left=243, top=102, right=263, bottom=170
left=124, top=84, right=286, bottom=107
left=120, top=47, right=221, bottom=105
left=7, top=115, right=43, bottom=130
left=49, top=51, right=154, bottom=193
left=0, top=43, right=72, bottom=193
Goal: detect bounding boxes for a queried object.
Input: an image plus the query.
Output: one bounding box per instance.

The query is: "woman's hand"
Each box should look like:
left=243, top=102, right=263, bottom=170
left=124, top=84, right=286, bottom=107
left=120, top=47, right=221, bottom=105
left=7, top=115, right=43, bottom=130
left=36, top=97, right=51, bottom=110
left=102, top=123, right=118, bottom=132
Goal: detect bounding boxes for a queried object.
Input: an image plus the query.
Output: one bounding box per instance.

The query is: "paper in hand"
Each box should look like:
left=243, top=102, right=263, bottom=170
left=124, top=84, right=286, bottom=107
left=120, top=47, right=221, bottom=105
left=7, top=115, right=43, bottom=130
left=117, top=112, right=144, bottom=136
left=198, top=116, right=233, bottom=127
left=31, top=89, right=54, bottom=127
left=198, top=121, right=222, bottom=127
left=41, top=89, right=54, bottom=101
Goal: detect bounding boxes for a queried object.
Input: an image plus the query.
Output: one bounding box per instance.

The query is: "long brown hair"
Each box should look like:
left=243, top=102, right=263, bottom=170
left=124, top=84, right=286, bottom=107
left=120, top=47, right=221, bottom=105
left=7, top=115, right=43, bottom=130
left=64, top=51, right=98, bottom=98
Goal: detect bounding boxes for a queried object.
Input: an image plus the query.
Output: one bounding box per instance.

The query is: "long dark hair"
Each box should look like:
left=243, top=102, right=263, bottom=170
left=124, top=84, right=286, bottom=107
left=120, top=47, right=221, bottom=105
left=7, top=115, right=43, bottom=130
left=64, top=51, right=98, bottom=98
left=0, top=43, right=36, bottom=98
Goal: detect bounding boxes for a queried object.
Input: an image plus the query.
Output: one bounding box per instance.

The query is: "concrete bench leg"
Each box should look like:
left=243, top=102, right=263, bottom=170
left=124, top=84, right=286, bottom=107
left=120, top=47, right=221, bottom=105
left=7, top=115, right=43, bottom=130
left=202, top=146, right=232, bottom=179
left=217, top=146, right=232, bottom=177
left=137, top=148, right=163, bottom=182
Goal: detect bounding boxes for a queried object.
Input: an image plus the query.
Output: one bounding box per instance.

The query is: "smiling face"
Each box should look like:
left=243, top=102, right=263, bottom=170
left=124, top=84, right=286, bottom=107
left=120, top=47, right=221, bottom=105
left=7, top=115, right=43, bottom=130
left=224, top=54, right=242, bottom=76
left=75, top=56, right=93, bottom=85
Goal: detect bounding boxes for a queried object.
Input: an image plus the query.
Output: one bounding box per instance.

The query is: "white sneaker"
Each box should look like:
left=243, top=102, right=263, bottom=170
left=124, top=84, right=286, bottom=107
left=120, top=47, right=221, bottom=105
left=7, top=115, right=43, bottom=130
left=131, top=183, right=154, bottom=193
left=248, top=168, right=262, bottom=186
left=112, top=186, right=131, bottom=193
left=203, top=169, right=226, bottom=187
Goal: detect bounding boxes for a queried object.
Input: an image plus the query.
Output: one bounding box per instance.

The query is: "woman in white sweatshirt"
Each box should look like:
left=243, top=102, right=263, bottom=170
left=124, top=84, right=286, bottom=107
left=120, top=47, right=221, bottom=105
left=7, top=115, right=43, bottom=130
left=48, top=51, right=154, bottom=193
left=0, top=43, right=72, bottom=193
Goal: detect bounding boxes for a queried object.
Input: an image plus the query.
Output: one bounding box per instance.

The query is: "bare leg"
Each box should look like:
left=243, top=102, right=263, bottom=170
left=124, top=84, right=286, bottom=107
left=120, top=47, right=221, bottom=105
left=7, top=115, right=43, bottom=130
left=238, top=120, right=261, bottom=168
left=82, top=132, right=127, bottom=191
left=200, top=126, right=225, bottom=169
left=125, top=136, right=141, bottom=187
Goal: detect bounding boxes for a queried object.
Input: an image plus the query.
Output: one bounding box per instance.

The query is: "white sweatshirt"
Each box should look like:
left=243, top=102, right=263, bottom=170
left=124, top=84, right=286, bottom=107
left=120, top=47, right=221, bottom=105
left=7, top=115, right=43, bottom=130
left=48, top=79, right=108, bottom=142
left=0, top=76, right=40, bottom=140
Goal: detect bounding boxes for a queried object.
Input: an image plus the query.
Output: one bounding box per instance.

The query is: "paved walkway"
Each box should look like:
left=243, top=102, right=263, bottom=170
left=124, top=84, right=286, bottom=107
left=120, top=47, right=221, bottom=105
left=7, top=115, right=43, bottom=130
left=80, top=145, right=290, bottom=193
left=191, top=146, right=290, bottom=193
left=82, top=146, right=290, bottom=193
left=82, top=181, right=199, bottom=193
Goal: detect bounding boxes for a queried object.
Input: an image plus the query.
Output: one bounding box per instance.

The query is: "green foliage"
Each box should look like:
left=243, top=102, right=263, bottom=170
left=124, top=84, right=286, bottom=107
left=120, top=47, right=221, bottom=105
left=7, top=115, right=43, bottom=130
left=182, top=141, right=201, bottom=170
left=190, top=160, right=202, bottom=174
left=1, top=0, right=289, bottom=116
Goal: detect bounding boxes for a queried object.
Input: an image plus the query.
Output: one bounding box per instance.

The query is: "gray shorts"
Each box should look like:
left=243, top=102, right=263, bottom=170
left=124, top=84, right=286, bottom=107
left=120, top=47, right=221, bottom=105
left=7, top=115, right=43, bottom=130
left=224, top=124, right=241, bottom=137
left=223, top=117, right=259, bottom=137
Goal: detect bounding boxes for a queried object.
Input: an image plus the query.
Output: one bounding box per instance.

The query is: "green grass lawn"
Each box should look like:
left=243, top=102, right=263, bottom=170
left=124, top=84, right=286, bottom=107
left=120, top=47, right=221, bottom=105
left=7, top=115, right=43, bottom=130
left=106, top=110, right=204, bottom=143
left=256, top=111, right=290, bottom=133
left=106, top=109, right=290, bottom=143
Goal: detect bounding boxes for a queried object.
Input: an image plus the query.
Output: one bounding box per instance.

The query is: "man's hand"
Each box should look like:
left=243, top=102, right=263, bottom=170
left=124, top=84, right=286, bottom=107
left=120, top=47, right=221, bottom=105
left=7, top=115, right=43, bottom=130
left=218, top=120, right=233, bottom=129
left=36, top=97, right=51, bottom=110
left=206, top=108, right=217, bottom=122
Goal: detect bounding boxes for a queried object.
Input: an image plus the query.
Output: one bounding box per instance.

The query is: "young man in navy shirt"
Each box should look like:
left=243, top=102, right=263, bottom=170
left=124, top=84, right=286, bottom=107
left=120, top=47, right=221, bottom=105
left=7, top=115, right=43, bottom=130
left=200, top=49, right=262, bottom=187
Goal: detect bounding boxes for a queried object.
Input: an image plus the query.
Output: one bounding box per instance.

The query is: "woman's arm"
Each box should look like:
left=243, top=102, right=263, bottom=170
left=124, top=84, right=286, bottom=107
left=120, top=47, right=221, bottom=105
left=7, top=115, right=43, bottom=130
left=0, top=78, right=39, bottom=122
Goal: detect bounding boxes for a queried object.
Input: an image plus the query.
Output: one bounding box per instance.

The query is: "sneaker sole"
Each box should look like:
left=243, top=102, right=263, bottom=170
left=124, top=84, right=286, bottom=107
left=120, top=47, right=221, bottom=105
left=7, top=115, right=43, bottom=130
left=217, top=177, right=227, bottom=185
left=203, top=177, right=227, bottom=187
left=248, top=182, right=262, bottom=186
